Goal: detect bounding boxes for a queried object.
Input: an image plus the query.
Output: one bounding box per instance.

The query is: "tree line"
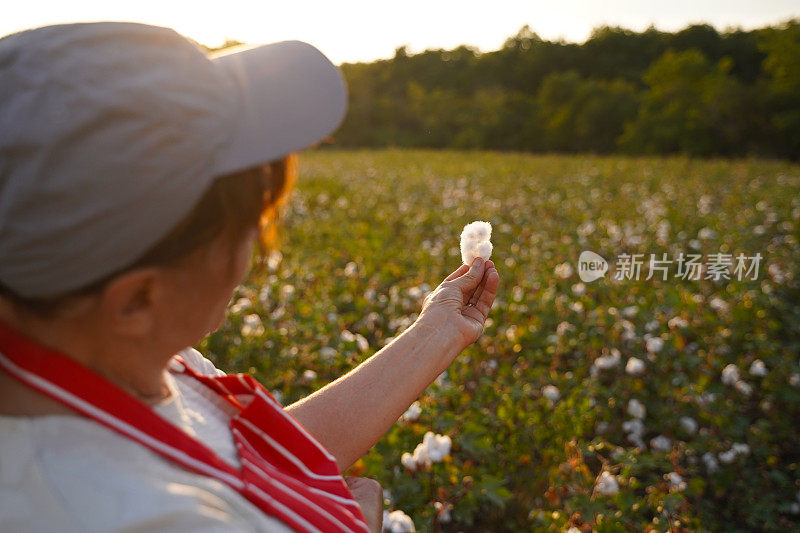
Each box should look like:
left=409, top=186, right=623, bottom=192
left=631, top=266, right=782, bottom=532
left=329, top=21, right=800, bottom=159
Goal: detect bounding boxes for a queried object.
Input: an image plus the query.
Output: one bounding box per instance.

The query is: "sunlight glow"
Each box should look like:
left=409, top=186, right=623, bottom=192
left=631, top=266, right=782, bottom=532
left=2, top=0, right=798, bottom=64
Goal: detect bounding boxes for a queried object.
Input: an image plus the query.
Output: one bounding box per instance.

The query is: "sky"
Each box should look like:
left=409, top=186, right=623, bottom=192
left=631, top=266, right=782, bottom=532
left=2, top=0, right=798, bottom=65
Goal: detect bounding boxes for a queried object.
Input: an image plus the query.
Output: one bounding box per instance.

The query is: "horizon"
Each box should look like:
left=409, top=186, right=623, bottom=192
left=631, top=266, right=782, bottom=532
left=332, top=18, right=799, bottom=65
left=1, top=0, right=798, bottom=65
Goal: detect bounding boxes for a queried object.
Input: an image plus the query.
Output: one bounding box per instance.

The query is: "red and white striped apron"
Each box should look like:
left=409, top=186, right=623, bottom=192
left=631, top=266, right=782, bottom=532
left=0, top=320, right=369, bottom=532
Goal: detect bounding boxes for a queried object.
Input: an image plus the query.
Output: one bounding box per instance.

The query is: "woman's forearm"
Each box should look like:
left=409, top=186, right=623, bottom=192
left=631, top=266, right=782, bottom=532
left=285, top=321, right=462, bottom=472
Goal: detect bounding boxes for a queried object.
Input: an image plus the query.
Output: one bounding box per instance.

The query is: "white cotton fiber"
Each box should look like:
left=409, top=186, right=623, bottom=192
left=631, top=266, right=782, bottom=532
left=460, top=221, right=493, bottom=265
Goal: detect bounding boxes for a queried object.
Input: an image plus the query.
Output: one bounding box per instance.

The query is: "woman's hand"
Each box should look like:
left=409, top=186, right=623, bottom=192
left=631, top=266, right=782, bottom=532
left=344, top=476, right=383, bottom=533
left=416, top=257, right=500, bottom=353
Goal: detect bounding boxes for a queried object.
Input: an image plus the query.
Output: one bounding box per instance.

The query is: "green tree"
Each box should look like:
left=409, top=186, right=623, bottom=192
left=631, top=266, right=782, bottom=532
left=619, top=49, right=747, bottom=155
left=331, top=20, right=794, bottom=157
left=537, top=71, right=639, bottom=152
left=758, top=20, right=800, bottom=158
left=581, top=26, right=669, bottom=85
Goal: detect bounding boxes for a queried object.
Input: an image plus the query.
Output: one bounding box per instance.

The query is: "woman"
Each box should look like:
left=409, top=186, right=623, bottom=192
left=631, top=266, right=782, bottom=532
left=0, top=21, right=499, bottom=533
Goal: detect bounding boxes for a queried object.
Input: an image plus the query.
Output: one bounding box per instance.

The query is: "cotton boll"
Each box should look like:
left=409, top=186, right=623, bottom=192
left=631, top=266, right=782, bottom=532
left=623, top=418, right=646, bottom=449
left=542, top=385, right=561, bottom=402
left=627, top=399, right=646, bottom=419
left=434, top=502, right=452, bottom=523
left=355, top=333, right=370, bottom=353
left=666, top=472, right=687, bottom=491
left=595, top=471, right=620, bottom=495
left=594, top=349, right=621, bottom=370
left=702, top=452, right=719, bottom=472
left=240, top=314, right=264, bottom=337
left=474, top=240, right=493, bottom=260
left=401, top=452, right=416, bottom=471
left=721, top=364, right=740, bottom=385
left=399, top=401, right=422, bottom=424
left=464, top=223, right=488, bottom=240
left=731, top=442, right=750, bottom=456
left=650, top=435, right=672, bottom=451
left=679, top=416, right=698, bottom=435
left=622, top=419, right=645, bottom=437
left=554, top=262, right=574, bottom=279
left=719, top=449, right=737, bottom=464
left=646, top=337, right=664, bottom=353
left=423, top=431, right=452, bottom=462
left=230, top=297, right=252, bottom=314
left=319, top=347, right=337, bottom=360
left=460, top=221, right=493, bottom=265
left=411, top=442, right=431, bottom=469
left=734, top=380, right=753, bottom=396
left=625, top=357, right=646, bottom=376
left=384, top=510, right=416, bottom=533
left=749, top=359, right=768, bottom=376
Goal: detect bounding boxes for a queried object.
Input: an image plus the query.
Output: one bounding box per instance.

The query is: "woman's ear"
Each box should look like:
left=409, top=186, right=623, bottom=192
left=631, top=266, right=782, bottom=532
left=98, top=267, right=162, bottom=336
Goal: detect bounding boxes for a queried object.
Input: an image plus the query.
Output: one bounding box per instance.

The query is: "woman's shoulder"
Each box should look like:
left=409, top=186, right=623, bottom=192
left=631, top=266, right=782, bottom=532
left=0, top=417, right=81, bottom=532
left=0, top=414, right=291, bottom=532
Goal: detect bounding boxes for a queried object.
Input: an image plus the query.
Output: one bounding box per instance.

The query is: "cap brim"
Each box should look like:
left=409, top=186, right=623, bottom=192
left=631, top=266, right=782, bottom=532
left=209, top=40, right=347, bottom=175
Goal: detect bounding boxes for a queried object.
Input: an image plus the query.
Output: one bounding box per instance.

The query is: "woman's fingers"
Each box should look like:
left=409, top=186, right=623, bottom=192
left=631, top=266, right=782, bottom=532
left=344, top=477, right=383, bottom=533
left=466, top=263, right=499, bottom=318
left=451, top=257, right=485, bottom=292
left=480, top=264, right=500, bottom=303
left=467, top=279, right=485, bottom=307
left=467, top=260, right=495, bottom=306
left=444, top=263, right=470, bottom=282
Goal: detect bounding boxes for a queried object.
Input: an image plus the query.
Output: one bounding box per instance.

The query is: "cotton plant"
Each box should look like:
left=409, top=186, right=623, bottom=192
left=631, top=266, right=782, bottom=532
left=401, top=431, right=452, bottom=471
left=679, top=416, right=698, bottom=435
left=590, top=348, right=621, bottom=376
left=341, top=329, right=370, bottom=353
left=433, top=501, right=453, bottom=523
left=240, top=314, right=265, bottom=337
left=300, top=369, right=318, bottom=383
left=749, top=359, right=768, bottom=376
left=666, top=472, right=687, bottom=492
left=718, top=442, right=750, bottom=464
left=200, top=153, right=800, bottom=531
left=702, top=452, right=720, bottom=472
left=230, top=296, right=252, bottom=314
left=398, top=401, right=421, bottom=425
left=542, top=385, right=561, bottom=404
left=595, top=471, right=620, bottom=496
left=554, top=262, right=574, bottom=279
left=625, top=357, right=646, bottom=376
left=459, top=220, right=492, bottom=265
left=721, top=363, right=754, bottom=395
left=382, top=510, right=415, bottom=533
left=650, top=435, right=672, bottom=452
left=645, top=336, right=664, bottom=353
left=622, top=418, right=646, bottom=449
left=627, top=399, right=646, bottom=419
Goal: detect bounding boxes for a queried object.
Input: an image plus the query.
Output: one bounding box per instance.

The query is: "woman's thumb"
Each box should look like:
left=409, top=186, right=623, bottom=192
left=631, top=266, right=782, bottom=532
left=451, top=257, right=484, bottom=291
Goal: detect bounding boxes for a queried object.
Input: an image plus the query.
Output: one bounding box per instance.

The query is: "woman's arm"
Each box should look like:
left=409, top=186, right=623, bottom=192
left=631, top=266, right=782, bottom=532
left=285, top=258, right=499, bottom=472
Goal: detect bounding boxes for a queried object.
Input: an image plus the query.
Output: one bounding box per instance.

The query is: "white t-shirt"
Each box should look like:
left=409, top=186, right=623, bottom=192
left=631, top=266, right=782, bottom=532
left=0, top=348, right=294, bottom=533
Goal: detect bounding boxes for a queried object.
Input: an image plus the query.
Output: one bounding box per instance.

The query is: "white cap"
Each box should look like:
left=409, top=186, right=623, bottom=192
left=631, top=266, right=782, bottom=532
left=0, top=21, right=347, bottom=298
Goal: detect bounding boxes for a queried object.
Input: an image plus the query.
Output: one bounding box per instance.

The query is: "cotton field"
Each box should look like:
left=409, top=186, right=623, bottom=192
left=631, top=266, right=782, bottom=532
left=201, top=150, right=800, bottom=531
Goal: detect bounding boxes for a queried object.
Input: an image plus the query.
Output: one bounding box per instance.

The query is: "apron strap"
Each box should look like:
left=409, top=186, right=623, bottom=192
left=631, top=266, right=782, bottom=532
left=0, top=320, right=369, bottom=532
